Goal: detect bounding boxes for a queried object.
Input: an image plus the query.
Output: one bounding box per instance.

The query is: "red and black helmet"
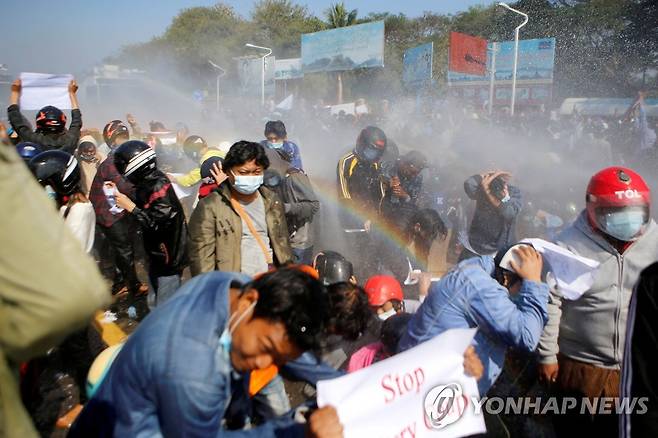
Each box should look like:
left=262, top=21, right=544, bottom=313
left=363, top=275, right=403, bottom=307
left=35, top=106, right=66, bottom=134
left=586, top=167, right=650, bottom=237
left=102, top=120, right=130, bottom=148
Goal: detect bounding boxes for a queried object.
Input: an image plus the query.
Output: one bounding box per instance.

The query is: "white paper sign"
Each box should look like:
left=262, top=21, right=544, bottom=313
left=19, top=72, right=73, bottom=110
left=521, top=238, right=600, bottom=300
left=168, top=174, right=198, bottom=199
left=317, top=328, right=486, bottom=438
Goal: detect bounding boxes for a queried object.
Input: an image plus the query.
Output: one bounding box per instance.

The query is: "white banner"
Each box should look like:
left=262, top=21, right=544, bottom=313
left=317, top=328, right=486, bottom=438
left=19, top=72, right=74, bottom=110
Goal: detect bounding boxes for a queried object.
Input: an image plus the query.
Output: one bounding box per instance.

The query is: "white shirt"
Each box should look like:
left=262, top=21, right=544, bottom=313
left=60, top=202, right=96, bottom=253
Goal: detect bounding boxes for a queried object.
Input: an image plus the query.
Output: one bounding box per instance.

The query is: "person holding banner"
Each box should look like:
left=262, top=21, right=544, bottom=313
left=400, top=243, right=549, bottom=396
left=7, top=78, right=82, bottom=153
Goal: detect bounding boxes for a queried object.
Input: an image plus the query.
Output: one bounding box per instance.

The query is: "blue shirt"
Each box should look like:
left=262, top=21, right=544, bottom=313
left=70, top=272, right=304, bottom=437
left=262, top=140, right=303, bottom=170
left=398, top=256, right=549, bottom=396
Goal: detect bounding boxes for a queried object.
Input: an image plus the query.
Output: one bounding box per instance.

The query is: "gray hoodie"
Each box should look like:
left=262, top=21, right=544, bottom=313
left=538, top=211, right=658, bottom=368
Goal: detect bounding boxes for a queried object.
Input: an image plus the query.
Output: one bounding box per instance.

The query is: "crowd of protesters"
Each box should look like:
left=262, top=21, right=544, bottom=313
left=2, top=73, right=658, bottom=438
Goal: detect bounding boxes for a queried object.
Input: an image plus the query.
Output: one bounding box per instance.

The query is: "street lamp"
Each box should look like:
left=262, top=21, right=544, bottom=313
left=208, top=60, right=226, bottom=113
left=245, top=43, right=272, bottom=106
left=498, top=2, right=528, bottom=116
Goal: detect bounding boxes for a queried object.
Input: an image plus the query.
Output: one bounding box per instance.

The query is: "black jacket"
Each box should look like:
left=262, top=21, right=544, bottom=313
left=7, top=104, right=82, bottom=153
left=132, top=170, right=188, bottom=276
left=464, top=174, right=522, bottom=254
left=621, top=262, right=658, bottom=438
left=337, top=152, right=384, bottom=228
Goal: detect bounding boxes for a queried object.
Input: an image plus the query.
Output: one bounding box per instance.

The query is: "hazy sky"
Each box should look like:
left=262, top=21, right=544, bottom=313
left=1, top=0, right=491, bottom=75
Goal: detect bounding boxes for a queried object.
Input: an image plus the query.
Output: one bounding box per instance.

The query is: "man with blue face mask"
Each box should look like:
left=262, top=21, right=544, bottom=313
left=188, top=141, right=293, bottom=277
left=262, top=120, right=304, bottom=170
left=538, top=167, right=658, bottom=437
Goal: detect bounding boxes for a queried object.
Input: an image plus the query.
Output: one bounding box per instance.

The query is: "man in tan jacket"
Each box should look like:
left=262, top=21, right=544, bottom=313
left=0, top=123, right=110, bottom=437
left=188, top=141, right=292, bottom=277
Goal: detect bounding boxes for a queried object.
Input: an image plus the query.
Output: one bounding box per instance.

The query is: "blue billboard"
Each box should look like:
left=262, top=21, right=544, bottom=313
left=448, top=37, right=556, bottom=83
left=448, top=37, right=556, bottom=105
left=402, top=42, right=433, bottom=89
left=301, top=21, right=385, bottom=74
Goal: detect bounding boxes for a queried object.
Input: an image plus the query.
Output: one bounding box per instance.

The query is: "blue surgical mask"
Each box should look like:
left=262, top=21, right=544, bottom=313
left=602, top=210, right=646, bottom=241
left=232, top=172, right=263, bottom=195
left=361, top=147, right=381, bottom=163
left=219, top=301, right=257, bottom=365
left=268, top=141, right=284, bottom=150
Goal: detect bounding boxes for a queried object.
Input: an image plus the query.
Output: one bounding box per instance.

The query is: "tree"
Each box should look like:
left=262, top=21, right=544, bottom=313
left=325, top=2, right=358, bottom=28
left=251, top=0, right=325, bottom=58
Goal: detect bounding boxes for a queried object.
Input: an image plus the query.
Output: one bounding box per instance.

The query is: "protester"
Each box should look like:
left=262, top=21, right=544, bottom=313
left=380, top=150, right=428, bottom=233
left=538, top=166, right=658, bottom=436
left=111, top=140, right=189, bottom=307
left=7, top=79, right=82, bottom=153
left=75, top=135, right=105, bottom=197
left=189, top=141, right=292, bottom=277
left=347, top=313, right=412, bottom=372
left=376, top=208, right=447, bottom=301
left=0, top=122, right=109, bottom=437
left=262, top=120, right=303, bottom=170
left=15, top=142, right=44, bottom=166
left=620, top=263, right=658, bottom=438
left=69, top=268, right=343, bottom=438
left=400, top=243, right=549, bottom=396
left=337, top=126, right=388, bottom=231
left=89, top=120, right=147, bottom=298
left=198, top=155, right=226, bottom=200
left=263, top=147, right=320, bottom=265
left=169, top=134, right=224, bottom=187
left=460, top=170, right=522, bottom=260
left=29, top=150, right=95, bottom=253
left=363, top=275, right=406, bottom=321
left=313, top=250, right=356, bottom=285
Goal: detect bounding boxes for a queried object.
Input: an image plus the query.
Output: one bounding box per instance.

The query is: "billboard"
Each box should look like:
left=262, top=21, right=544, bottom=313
left=449, top=32, right=487, bottom=76
left=275, top=58, right=303, bottom=80
left=237, top=56, right=276, bottom=99
left=301, top=21, right=385, bottom=74
left=402, top=42, right=433, bottom=89
left=448, top=37, right=556, bottom=106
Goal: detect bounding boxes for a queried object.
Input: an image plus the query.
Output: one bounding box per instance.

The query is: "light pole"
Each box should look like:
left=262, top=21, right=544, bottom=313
left=498, top=2, right=528, bottom=116
left=208, top=60, right=225, bottom=113
left=245, top=43, right=272, bottom=106
left=488, top=42, right=498, bottom=116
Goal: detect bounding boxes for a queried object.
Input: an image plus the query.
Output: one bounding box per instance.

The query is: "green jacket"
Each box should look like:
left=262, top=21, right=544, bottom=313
left=0, top=144, right=110, bottom=437
left=188, top=182, right=293, bottom=276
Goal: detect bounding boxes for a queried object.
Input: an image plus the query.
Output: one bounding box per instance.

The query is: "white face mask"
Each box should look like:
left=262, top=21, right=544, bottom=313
left=378, top=308, right=397, bottom=321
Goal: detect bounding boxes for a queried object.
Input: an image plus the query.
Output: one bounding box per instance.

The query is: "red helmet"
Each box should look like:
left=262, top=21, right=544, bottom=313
left=363, top=275, right=403, bottom=307
left=586, top=167, right=650, bottom=237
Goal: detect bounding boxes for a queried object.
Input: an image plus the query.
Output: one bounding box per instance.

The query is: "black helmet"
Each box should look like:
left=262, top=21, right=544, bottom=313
left=113, top=140, right=157, bottom=183
left=28, top=150, right=80, bottom=195
left=35, top=106, right=66, bottom=134
left=355, top=126, right=387, bottom=163
left=183, top=135, right=207, bottom=161
left=102, top=120, right=130, bottom=148
left=313, top=250, right=354, bottom=285
left=16, top=142, right=44, bottom=164
left=200, top=156, right=224, bottom=180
